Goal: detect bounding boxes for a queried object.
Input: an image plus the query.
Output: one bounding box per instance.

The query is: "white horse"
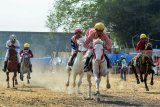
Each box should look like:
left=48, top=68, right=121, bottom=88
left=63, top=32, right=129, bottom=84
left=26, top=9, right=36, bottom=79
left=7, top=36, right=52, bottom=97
left=20, top=53, right=31, bottom=84
left=86, top=39, right=111, bottom=101
left=66, top=37, right=87, bottom=93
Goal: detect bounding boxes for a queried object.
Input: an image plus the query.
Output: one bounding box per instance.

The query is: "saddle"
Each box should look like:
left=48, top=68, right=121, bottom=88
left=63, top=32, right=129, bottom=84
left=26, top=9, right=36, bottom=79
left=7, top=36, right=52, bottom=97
left=136, top=54, right=151, bottom=66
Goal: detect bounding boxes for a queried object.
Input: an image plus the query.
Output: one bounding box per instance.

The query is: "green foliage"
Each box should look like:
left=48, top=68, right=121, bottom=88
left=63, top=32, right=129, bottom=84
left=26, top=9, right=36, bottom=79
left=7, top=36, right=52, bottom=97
left=46, top=0, right=97, bottom=32
left=47, top=0, right=160, bottom=47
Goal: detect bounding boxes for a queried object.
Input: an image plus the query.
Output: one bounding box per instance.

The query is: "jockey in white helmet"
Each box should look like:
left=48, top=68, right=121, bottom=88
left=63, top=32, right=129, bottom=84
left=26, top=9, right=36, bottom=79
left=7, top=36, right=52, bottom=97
left=2, top=34, right=21, bottom=73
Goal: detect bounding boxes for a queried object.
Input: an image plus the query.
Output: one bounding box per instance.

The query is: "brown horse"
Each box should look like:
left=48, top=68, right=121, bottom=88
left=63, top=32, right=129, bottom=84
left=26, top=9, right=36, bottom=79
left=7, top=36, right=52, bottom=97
left=6, top=45, right=18, bottom=88
left=129, top=43, right=154, bottom=91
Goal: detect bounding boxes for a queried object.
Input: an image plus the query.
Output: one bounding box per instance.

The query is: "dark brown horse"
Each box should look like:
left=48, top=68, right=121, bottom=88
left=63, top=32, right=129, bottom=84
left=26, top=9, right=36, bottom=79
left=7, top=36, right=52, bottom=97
left=6, top=45, right=18, bottom=88
left=129, top=43, right=154, bottom=91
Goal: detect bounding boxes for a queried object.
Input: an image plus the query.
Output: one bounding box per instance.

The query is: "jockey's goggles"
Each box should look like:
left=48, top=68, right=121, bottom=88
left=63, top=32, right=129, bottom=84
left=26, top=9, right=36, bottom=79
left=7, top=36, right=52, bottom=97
left=75, top=32, right=82, bottom=35
left=95, top=29, right=103, bottom=33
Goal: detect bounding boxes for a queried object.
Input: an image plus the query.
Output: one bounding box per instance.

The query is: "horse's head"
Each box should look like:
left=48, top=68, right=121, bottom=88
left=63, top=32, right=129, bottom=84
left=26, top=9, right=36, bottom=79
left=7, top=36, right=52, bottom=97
left=92, top=39, right=105, bottom=62
left=22, top=54, right=30, bottom=63
left=142, top=55, right=151, bottom=65
left=77, top=37, right=87, bottom=53
left=8, top=45, right=17, bottom=60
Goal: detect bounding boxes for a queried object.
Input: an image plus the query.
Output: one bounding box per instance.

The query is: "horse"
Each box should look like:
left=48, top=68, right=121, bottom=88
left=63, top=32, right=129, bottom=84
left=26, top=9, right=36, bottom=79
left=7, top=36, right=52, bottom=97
left=86, top=39, right=110, bottom=102
left=6, top=45, right=18, bottom=88
left=20, top=52, right=31, bottom=84
left=66, top=37, right=87, bottom=93
left=129, top=42, right=154, bottom=91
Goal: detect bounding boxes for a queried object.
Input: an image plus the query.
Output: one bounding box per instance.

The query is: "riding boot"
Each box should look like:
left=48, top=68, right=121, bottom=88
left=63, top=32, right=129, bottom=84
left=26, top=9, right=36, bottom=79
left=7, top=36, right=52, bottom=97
left=30, top=64, right=32, bottom=73
left=2, top=61, right=7, bottom=72
left=17, top=63, right=20, bottom=73
left=83, top=57, right=91, bottom=72
left=105, top=55, right=111, bottom=68
left=68, top=53, right=77, bottom=66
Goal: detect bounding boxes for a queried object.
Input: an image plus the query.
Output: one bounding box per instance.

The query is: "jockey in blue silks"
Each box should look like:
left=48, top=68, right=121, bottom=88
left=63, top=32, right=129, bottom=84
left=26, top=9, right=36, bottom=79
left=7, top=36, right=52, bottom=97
left=2, top=34, right=21, bottom=73
left=67, top=28, right=83, bottom=66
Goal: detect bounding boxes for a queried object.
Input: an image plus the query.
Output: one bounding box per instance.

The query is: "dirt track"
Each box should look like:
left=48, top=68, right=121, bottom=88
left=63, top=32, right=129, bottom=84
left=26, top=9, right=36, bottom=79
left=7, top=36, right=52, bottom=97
left=0, top=66, right=160, bottom=107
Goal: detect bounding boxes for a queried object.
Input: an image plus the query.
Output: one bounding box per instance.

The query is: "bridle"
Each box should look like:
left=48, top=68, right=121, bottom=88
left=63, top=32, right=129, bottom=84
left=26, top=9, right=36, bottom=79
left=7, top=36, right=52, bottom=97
left=92, top=43, right=105, bottom=63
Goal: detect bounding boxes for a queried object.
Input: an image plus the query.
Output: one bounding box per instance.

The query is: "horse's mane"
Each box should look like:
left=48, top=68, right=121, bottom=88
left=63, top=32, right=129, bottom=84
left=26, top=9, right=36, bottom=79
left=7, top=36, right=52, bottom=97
left=93, top=39, right=103, bottom=46
left=145, top=42, right=152, bottom=50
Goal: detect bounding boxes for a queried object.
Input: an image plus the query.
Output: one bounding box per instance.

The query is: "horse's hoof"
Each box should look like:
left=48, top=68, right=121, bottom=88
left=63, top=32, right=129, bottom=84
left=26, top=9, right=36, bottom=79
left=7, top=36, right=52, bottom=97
left=106, top=84, right=111, bottom=89
left=137, top=81, right=140, bottom=84
left=65, top=83, right=69, bottom=87
left=141, top=80, right=144, bottom=82
left=12, top=87, right=17, bottom=89
left=15, top=82, right=18, bottom=85
left=95, top=91, right=100, bottom=96
left=27, top=81, right=30, bottom=84
left=150, top=82, right=154, bottom=85
left=84, top=96, right=93, bottom=100
left=97, top=97, right=100, bottom=102
left=7, top=86, right=10, bottom=88
left=73, top=83, right=76, bottom=88
left=78, top=92, right=83, bottom=95
left=146, top=88, right=149, bottom=91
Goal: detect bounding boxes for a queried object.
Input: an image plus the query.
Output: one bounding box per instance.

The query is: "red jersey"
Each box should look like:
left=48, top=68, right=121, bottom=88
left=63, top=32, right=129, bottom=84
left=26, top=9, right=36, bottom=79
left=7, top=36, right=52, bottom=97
left=85, top=28, right=96, bottom=38
left=20, top=49, right=33, bottom=58
left=71, top=34, right=82, bottom=44
left=136, top=41, right=146, bottom=52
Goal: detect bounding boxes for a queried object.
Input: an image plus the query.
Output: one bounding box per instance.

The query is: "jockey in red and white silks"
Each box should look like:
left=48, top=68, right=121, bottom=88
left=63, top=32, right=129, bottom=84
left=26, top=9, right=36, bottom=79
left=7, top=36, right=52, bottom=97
left=83, top=22, right=112, bottom=72
left=84, top=28, right=112, bottom=57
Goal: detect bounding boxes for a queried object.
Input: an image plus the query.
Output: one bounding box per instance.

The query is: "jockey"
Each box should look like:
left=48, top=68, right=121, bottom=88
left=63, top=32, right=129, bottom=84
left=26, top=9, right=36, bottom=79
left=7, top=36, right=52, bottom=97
left=135, top=33, right=155, bottom=67
left=83, top=22, right=112, bottom=72
left=20, top=43, right=33, bottom=73
left=67, top=27, right=83, bottom=66
left=136, top=34, right=149, bottom=52
left=2, top=34, right=21, bottom=72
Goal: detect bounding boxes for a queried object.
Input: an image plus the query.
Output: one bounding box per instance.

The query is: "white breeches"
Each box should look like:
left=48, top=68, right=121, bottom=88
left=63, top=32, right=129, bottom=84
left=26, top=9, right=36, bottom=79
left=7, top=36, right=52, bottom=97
left=71, top=49, right=77, bottom=55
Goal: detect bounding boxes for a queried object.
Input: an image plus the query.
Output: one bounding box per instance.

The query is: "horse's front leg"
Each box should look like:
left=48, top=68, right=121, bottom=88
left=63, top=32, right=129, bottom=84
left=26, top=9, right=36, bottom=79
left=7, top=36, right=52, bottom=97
left=95, top=76, right=101, bottom=102
left=87, top=74, right=92, bottom=99
left=77, top=72, right=84, bottom=94
left=72, top=73, right=77, bottom=88
left=27, top=72, right=30, bottom=84
left=144, top=73, right=149, bottom=91
left=140, top=72, right=144, bottom=82
left=12, top=72, right=15, bottom=88
left=65, top=68, right=71, bottom=87
left=106, top=72, right=111, bottom=89
left=150, top=70, right=154, bottom=85
left=6, top=72, right=10, bottom=88
left=14, top=72, right=18, bottom=85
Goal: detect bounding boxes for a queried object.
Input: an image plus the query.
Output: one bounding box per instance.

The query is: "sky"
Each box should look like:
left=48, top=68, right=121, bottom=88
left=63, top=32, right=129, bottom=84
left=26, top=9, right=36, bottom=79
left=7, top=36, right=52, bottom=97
left=0, top=0, right=54, bottom=32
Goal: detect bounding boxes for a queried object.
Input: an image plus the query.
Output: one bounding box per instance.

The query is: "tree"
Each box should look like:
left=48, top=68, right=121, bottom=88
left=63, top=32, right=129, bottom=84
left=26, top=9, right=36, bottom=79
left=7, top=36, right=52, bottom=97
left=47, top=0, right=160, bottom=47
left=46, top=0, right=98, bottom=32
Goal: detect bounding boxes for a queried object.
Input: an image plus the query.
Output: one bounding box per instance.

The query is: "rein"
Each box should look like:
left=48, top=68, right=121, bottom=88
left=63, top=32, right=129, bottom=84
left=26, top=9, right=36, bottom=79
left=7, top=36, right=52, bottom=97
left=92, top=47, right=105, bottom=63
